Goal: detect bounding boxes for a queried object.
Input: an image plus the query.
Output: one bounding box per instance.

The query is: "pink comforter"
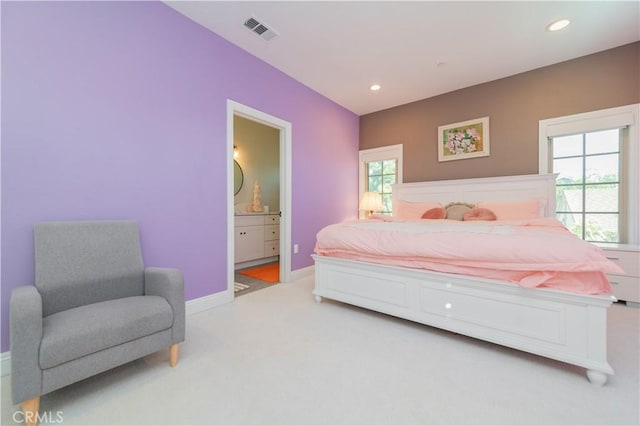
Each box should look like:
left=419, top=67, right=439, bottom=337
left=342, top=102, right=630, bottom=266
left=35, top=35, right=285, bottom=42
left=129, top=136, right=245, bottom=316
left=314, top=218, right=623, bottom=294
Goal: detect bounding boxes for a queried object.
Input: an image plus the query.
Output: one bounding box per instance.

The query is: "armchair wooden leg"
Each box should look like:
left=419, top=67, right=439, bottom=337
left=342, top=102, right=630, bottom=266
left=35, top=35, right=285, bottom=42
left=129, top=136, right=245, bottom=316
left=21, top=396, right=40, bottom=426
left=169, top=343, right=179, bottom=367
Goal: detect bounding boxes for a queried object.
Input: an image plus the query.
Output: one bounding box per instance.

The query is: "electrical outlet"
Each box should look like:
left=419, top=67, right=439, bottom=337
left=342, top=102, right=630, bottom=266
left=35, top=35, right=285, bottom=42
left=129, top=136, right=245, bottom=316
left=293, top=244, right=299, bottom=254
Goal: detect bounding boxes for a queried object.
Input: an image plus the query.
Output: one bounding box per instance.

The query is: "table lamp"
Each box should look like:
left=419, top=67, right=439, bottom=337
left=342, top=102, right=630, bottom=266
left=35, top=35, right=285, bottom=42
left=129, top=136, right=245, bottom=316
left=359, top=191, right=383, bottom=218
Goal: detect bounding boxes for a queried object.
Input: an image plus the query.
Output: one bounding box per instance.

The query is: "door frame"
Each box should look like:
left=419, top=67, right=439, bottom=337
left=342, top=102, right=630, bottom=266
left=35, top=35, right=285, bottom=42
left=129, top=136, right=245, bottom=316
left=226, top=100, right=292, bottom=297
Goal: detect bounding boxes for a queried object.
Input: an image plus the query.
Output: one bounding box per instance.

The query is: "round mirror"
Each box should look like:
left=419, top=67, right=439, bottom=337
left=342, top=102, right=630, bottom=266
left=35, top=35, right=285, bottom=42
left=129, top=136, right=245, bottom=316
left=234, top=160, right=244, bottom=195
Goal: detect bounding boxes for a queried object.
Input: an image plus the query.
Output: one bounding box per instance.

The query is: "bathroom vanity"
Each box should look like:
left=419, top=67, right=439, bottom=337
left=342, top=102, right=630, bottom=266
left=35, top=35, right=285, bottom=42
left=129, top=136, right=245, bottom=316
left=235, top=213, right=280, bottom=267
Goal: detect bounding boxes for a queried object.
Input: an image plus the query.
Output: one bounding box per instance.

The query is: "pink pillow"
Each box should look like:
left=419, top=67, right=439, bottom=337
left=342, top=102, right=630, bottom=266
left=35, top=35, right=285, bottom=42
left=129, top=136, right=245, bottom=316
left=463, top=207, right=497, bottom=221
left=395, top=201, right=442, bottom=220
left=477, top=199, right=542, bottom=221
left=422, top=207, right=446, bottom=219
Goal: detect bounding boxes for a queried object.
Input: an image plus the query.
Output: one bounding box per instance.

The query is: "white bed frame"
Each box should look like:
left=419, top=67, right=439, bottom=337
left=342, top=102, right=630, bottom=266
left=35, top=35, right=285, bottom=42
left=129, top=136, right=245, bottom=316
left=313, top=174, right=616, bottom=385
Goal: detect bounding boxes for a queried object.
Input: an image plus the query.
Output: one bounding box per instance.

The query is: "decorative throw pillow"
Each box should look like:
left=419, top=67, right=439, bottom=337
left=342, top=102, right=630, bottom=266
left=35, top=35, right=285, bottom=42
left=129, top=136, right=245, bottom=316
left=463, top=207, right=497, bottom=221
left=421, top=207, right=446, bottom=219
left=444, top=202, right=475, bottom=221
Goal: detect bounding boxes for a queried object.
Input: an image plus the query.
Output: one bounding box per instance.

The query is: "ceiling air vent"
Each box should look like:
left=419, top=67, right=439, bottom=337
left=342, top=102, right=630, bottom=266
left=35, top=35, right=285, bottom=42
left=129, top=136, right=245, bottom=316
left=243, top=17, right=279, bottom=41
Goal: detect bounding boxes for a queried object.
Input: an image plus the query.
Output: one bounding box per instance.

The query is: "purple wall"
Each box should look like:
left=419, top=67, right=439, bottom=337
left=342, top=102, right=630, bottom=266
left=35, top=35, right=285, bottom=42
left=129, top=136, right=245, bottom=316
left=1, top=2, right=359, bottom=352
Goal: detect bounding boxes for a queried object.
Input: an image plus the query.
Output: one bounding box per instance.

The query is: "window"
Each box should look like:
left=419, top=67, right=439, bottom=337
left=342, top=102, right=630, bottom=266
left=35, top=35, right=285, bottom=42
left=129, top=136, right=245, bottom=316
left=365, top=159, right=397, bottom=214
left=359, top=145, right=403, bottom=217
left=539, top=104, right=639, bottom=244
left=552, top=129, right=623, bottom=242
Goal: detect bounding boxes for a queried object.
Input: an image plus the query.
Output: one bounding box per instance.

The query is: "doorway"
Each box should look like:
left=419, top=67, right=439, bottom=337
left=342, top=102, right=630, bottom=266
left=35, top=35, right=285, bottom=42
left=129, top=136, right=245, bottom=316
left=226, top=100, right=291, bottom=299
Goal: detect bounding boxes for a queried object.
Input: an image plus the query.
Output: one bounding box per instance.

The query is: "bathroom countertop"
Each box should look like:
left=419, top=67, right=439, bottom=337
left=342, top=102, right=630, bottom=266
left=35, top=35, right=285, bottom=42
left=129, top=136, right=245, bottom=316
left=234, top=212, right=272, bottom=216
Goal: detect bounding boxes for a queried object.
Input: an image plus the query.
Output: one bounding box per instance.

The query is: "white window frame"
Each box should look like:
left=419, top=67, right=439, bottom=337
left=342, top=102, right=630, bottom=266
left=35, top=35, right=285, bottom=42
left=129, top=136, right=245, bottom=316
left=359, top=144, right=403, bottom=219
left=539, top=104, right=640, bottom=244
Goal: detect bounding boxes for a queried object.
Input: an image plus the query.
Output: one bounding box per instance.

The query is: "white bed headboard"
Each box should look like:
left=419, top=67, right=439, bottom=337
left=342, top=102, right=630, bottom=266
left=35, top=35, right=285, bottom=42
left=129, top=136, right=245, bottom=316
left=392, top=173, right=557, bottom=217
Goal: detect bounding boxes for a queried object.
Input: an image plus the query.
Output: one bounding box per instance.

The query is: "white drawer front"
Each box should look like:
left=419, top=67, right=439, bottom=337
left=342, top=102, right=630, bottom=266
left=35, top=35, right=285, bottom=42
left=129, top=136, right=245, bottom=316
left=607, top=274, right=640, bottom=303
left=235, top=215, right=264, bottom=227
left=264, top=241, right=279, bottom=257
left=326, top=269, right=409, bottom=308
left=264, top=214, right=280, bottom=225
left=604, top=250, right=639, bottom=277
left=419, top=284, right=566, bottom=344
left=264, top=225, right=280, bottom=241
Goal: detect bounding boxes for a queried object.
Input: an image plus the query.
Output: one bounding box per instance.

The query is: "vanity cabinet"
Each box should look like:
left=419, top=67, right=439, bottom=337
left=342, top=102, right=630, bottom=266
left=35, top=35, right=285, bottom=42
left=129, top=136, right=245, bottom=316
left=235, top=214, right=280, bottom=265
left=264, top=215, right=280, bottom=257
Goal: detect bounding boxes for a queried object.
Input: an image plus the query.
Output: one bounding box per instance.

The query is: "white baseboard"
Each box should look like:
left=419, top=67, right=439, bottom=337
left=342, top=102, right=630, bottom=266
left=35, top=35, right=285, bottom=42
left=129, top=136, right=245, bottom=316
left=186, top=289, right=233, bottom=316
left=290, top=264, right=314, bottom=281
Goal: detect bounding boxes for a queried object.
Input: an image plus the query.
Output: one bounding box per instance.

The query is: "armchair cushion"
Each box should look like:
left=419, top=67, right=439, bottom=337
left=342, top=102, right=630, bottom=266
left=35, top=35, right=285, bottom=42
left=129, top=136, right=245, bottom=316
left=40, top=296, right=173, bottom=369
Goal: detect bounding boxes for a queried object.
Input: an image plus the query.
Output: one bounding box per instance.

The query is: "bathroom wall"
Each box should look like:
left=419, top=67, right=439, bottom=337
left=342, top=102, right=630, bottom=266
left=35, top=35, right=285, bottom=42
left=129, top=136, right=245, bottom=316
left=234, top=116, right=280, bottom=213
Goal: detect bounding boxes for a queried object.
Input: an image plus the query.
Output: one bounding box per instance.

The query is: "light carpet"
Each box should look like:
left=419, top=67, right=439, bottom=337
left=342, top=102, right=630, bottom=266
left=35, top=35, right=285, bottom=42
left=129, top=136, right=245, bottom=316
left=1, top=275, right=638, bottom=425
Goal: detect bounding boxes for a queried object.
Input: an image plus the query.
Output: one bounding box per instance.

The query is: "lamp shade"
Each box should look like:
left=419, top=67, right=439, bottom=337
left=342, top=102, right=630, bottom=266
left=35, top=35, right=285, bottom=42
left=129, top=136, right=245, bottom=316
left=359, top=191, right=383, bottom=213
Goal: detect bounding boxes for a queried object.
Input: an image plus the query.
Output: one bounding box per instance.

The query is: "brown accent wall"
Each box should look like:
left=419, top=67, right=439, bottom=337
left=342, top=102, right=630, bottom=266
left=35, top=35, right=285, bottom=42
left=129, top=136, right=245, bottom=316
left=360, top=42, right=640, bottom=183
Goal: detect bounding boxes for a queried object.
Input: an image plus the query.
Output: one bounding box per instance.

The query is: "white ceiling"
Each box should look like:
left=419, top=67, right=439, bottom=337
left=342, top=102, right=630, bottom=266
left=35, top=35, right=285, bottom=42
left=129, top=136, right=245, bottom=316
left=166, top=1, right=640, bottom=116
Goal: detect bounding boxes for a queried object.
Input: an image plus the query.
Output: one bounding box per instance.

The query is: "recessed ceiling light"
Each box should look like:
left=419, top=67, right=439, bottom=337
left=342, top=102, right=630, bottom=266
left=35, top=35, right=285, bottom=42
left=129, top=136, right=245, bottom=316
left=546, top=18, right=570, bottom=32
left=370, top=84, right=381, bottom=91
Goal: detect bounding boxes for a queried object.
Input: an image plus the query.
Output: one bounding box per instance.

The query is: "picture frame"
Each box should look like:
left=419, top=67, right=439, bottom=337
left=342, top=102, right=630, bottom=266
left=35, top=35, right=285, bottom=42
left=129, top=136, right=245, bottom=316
left=438, top=116, right=490, bottom=162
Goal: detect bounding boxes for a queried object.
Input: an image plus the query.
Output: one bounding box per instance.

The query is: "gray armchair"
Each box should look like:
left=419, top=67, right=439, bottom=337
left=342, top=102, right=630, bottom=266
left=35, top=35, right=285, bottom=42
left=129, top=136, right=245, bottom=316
left=10, top=221, right=185, bottom=426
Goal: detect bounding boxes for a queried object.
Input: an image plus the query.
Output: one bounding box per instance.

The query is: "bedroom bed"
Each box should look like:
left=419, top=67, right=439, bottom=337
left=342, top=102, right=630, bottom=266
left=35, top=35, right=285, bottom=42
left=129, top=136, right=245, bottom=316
left=312, top=174, right=619, bottom=385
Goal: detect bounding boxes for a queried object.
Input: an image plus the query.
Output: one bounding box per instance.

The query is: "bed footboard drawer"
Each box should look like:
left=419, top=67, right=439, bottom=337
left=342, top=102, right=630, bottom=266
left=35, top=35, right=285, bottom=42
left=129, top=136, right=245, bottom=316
left=323, top=265, right=409, bottom=308
left=419, top=284, right=565, bottom=344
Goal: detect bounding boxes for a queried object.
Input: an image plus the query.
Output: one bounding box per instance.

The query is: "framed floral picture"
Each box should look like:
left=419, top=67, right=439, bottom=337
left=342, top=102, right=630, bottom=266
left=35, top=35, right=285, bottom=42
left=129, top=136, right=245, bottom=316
left=438, top=116, right=490, bottom=162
